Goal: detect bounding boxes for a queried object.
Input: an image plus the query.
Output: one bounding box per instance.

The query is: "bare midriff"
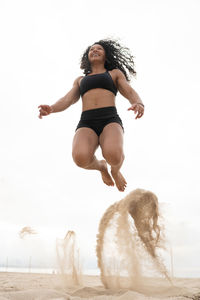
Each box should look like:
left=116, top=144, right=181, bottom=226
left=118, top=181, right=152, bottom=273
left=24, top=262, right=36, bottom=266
left=82, top=89, right=116, bottom=111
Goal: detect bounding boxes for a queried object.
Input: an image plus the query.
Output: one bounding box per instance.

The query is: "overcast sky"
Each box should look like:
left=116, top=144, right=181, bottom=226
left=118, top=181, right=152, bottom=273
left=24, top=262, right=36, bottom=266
left=0, top=0, right=200, bottom=277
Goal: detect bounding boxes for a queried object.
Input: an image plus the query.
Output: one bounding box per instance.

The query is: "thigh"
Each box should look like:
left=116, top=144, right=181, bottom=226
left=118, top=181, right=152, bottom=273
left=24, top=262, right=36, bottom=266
left=72, top=127, right=99, bottom=156
left=99, top=123, right=124, bottom=153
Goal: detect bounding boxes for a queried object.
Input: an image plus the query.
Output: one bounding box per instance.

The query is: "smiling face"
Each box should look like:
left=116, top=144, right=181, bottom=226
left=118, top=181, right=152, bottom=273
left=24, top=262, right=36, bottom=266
left=88, top=44, right=106, bottom=64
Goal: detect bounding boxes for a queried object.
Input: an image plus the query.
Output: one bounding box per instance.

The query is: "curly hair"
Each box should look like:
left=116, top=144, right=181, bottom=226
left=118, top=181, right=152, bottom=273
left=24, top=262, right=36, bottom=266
left=80, top=39, right=136, bottom=81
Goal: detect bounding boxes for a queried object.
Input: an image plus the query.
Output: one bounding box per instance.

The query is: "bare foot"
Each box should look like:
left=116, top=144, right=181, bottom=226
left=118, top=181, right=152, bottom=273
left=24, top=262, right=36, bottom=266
left=111, top=170, right=127, bottom=192
left=99, top=160, right=114, bottom=187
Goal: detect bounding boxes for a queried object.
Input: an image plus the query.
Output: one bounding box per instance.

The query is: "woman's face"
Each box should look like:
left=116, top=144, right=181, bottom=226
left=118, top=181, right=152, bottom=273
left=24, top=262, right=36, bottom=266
left=88, top=44, right=106, bottom=64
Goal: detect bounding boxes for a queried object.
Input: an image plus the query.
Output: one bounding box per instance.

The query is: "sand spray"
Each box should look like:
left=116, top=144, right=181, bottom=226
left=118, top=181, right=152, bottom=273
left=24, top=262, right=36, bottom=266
left=19, top=226, right=37, bottom=239
left=56, top=230, right=82, bottom=286
left=96, top=189, right=171, bottom=289
left=18, top=189, right=170, bottom=289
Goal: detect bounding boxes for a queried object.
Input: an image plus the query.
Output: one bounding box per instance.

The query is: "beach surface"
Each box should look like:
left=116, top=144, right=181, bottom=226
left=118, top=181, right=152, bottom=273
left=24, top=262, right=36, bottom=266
left=0, top=272, right=200, bottom=300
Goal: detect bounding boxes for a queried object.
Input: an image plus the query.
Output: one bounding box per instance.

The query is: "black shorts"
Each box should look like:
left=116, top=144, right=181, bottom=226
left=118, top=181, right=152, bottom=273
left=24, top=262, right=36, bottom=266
left=76, top=106, right=124, bottom=136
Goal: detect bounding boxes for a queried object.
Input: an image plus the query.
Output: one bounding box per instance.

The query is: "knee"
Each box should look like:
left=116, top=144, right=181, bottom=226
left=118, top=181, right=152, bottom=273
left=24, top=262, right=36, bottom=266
left=72, top=150, right=92, bottom=168
left=102, top=149, right=124, bottom=166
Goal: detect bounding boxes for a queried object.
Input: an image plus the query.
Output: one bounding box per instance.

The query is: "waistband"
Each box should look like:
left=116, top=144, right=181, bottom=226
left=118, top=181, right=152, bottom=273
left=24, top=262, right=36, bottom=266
left=80, top=106, right=118, bottom=120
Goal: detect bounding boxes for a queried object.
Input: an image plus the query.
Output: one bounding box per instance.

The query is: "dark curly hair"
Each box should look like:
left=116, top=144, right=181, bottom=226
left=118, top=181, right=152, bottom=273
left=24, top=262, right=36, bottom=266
left=80, top=39, right=136, bottom=81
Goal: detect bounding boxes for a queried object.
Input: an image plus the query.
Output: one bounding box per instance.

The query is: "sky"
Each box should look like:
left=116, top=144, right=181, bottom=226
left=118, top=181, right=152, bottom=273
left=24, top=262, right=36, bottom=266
left=0, top=0, right=200, bottom=277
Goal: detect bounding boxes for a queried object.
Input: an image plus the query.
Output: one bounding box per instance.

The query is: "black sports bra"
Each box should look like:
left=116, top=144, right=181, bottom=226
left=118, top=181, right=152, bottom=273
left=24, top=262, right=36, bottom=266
left=79, top=70, right=118, bottom=97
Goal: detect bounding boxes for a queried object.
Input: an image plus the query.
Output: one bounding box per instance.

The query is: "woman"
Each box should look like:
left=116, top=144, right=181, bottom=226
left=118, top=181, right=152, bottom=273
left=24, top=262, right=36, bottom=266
left=38, top=39, right=144, bottom=192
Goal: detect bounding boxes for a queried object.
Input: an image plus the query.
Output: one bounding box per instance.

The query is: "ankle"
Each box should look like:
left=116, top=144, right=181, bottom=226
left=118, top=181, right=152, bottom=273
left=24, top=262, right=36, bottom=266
left=111, top=168, right=119, bottom=174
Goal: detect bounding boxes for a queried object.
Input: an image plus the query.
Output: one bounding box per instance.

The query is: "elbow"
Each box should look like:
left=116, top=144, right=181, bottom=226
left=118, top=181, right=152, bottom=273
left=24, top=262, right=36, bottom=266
left=72, top=94, right=80, bottom=104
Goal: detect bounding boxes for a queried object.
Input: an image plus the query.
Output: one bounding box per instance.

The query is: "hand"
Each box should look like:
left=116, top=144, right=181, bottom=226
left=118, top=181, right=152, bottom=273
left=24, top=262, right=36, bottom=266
left=38, top=105, right=53, bottom=119
left=128, top=103, right=144, bottom=119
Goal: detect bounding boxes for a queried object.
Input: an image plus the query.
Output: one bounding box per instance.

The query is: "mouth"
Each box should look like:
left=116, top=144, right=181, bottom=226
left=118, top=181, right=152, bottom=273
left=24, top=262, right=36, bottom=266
left=92, top=53, right=100, bottom=57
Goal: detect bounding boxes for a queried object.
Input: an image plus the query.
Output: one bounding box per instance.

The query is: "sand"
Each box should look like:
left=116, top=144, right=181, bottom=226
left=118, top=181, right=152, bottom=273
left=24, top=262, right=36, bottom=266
left=96, top=189, right=170, bottom=290
left=2, top=189, right=199, bottom=299
left=0, top=272, right=200, bottom=299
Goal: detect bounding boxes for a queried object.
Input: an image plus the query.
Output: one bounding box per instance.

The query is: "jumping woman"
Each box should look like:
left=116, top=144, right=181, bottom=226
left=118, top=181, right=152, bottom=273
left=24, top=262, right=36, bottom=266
left=38, top=39, right=144, bottom=192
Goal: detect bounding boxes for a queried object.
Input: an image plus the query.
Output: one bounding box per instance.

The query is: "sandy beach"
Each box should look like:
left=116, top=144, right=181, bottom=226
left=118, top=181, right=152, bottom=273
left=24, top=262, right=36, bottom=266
left=1, top=191, right=200, bottom=299
left=0, top=272, right=199, bottom=300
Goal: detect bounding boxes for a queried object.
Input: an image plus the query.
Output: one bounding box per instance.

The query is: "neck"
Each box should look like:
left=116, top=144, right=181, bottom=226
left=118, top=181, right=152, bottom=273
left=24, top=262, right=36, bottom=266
left=90, top=63, right=106, bottom=74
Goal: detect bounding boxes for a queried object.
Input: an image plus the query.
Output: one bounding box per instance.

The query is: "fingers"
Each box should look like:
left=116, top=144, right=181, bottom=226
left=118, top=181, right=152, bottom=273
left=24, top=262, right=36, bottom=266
left=135, top=112, right=144, bottom=119
left=38, top=105, right=52, bottom=119
left=128, top=104, right=144, bottom=119
left=128, top=104, right=137, bottom=111
left=38, top=110, right=48, bottom=119
left=128, top=106, right=137, bottom=115
left=38, top=105, right=50, bottom=110
left=38, top=109, right=44, bottom=119
left=135, top=109, right=144, bottom=119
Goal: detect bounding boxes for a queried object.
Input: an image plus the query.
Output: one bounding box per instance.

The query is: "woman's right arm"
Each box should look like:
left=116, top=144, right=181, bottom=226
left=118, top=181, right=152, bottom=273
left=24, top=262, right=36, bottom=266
left=38, top=76, right=82, bottom=119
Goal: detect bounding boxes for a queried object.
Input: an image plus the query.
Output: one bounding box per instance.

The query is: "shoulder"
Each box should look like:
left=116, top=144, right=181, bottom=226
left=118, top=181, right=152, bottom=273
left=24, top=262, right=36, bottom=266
left=109, top=69, right=127, bottom=89
left=73, top=76, right=84, bottom=87
left=109, top=69, right=126, bottom=80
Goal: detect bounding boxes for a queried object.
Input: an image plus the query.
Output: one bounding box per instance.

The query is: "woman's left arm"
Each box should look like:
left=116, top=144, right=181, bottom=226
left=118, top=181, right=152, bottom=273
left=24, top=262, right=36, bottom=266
left=115, top=69, right=144, bottom=119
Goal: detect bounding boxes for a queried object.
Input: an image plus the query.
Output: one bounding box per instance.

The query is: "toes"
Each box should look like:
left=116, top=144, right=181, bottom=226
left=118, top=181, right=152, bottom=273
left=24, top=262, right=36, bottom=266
left=100, top=160, right=115, bottom=187
left=111, top=171, right=127, bottom=192
left=101, top=171, right=114, bottom=186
